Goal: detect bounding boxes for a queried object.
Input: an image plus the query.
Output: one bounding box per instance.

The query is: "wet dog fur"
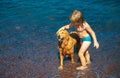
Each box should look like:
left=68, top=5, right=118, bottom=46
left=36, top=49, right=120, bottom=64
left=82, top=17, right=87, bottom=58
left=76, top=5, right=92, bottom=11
left=56, top=29, right=81, bottom=70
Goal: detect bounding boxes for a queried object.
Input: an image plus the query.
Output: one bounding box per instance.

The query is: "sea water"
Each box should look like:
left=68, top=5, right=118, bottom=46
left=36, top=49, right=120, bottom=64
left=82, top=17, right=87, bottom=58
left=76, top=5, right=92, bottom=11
left=0, top=0, right=120, bottom=78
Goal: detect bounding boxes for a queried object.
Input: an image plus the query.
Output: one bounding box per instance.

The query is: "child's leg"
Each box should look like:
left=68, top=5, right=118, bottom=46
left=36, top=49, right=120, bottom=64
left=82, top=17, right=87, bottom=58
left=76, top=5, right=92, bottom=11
left=76, top=42, right=91, bottom=70
left=85, top=50, right=91, bottom=65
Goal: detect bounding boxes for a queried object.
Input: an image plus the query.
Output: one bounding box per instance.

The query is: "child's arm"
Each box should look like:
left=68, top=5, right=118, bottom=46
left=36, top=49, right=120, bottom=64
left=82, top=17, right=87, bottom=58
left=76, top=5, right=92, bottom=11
left=59, top=23, right=73, bottom=30
left=85, top=22, right=99, bottom=49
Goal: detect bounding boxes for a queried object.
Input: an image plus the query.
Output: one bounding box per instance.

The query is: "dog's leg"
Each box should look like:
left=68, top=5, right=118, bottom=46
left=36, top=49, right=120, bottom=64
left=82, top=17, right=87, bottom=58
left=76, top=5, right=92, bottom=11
left=71, top=53, right=75, bottom=63
left=58, top=53, right=64, bottom=70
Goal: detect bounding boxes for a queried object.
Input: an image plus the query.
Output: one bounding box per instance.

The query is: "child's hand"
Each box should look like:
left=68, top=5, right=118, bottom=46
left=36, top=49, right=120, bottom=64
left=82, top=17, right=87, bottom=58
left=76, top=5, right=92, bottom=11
left=58, top=26, right=66, bottom=31
left=94, top=41, right=99, bottom=49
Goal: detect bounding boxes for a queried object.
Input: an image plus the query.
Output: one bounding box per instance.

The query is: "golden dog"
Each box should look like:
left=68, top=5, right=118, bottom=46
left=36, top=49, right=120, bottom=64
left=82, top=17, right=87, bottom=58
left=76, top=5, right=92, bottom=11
left=56, top=29, right=80, bottom=70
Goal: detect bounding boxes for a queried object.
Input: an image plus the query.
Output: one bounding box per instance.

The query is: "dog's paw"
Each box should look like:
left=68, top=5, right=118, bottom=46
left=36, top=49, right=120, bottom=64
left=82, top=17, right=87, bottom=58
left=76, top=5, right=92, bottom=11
left=58, top=66, right=63, bottom=70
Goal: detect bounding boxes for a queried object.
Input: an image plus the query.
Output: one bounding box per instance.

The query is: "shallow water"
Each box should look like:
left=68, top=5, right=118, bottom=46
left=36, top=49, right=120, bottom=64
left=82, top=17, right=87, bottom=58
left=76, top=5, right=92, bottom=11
left=0, top=0, right=120, bottom=78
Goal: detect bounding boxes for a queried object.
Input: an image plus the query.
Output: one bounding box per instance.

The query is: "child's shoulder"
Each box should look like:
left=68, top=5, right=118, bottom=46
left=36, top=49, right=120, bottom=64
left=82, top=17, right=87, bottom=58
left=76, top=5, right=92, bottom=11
left=83, top=21, right=90, bottom=28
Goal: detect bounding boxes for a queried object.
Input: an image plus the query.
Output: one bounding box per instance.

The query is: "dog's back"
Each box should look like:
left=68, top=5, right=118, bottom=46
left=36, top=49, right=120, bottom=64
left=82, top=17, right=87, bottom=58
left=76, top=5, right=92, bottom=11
left=70, top=31, right=81, bottom=52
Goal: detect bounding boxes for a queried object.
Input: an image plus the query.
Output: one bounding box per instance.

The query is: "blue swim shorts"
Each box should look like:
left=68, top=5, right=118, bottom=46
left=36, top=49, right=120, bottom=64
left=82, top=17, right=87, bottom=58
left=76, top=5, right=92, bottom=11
left=82, top=35, right=92, bottom=42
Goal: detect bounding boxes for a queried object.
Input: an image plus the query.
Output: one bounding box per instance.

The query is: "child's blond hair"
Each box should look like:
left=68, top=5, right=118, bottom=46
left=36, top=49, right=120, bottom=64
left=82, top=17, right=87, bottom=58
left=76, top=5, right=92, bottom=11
left=70, top=10, right=85, bottom=27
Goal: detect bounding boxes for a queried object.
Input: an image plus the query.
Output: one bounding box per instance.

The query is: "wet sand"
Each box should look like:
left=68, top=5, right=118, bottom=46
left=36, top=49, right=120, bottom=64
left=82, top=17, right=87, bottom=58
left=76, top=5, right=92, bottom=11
left=0, top=28, right=120, bottom=78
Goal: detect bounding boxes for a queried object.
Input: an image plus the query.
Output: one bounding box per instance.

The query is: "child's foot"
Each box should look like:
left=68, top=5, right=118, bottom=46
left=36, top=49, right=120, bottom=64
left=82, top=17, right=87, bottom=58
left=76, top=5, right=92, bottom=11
left=76, top=66, right=88, bottom=70
left=86, top=62, right=91, bottom=65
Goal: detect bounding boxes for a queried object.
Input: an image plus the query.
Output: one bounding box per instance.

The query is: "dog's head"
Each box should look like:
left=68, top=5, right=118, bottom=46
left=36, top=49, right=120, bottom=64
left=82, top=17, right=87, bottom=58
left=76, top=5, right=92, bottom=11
left=56, top=29, right=69, bottom=42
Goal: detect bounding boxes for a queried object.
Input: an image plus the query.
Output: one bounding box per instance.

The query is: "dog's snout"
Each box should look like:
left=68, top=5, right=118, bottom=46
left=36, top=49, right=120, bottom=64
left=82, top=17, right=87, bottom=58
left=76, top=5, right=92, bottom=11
left=57, top=35, right=60, bottom=39
left=57, top=35, right=63, bottom=41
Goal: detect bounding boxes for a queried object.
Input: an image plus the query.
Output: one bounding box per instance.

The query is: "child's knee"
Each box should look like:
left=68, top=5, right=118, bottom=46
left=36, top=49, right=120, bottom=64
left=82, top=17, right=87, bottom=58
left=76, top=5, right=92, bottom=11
left=78, top=52, right=84, bottom=57
left=85, top=52, right=89, bottom=55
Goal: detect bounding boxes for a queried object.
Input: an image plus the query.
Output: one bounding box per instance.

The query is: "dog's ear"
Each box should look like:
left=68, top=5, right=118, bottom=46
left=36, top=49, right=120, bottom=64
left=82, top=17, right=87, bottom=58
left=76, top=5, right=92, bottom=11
left=66, top=36, right=69, bottom=41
